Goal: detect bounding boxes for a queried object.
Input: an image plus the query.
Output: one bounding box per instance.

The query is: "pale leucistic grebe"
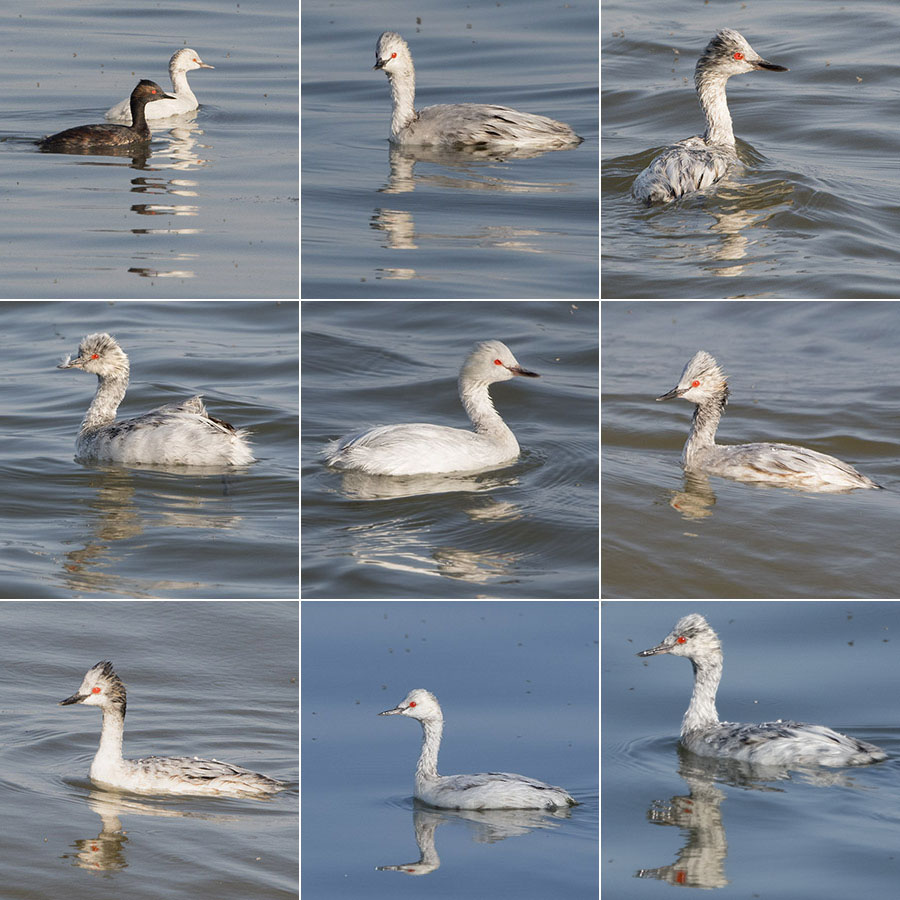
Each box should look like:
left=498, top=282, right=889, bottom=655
left=106, top=48, right=214, bottom=123
left=632, top=29, right=788, bottom=204
left=656, top=350, right=880, bottom=492
left=39, top=80, right=175, bottom=152
left=374, top=32, right=582, bottom=149
left=326, top=340, right=539, bottom=476
left=60, top=661, right=284, bottom=797
left=637, top=614, right=887, bottom=768
left=379, top=689, right=577, bottom=809
left=58, top=332, right=255, bottom=466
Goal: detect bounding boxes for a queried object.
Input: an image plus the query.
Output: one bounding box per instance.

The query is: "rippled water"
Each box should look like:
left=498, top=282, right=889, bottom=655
left=602, top=300, right=899, bottom=598
left=302, top=301, right=598, bottom=598
left=602, top=2, right=900, bottom=297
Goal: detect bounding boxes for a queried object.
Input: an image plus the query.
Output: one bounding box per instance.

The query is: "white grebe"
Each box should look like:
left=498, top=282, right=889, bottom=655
left=60, top=661, right=284, bottom=797
left=106, top=48, right=214, bottom=122
left=379, top=689, right=576, bottom=809
left=656, top=350, right=880, bottom=492
left=374, top=32, right=582, bottom=149
left=58, top=332, right=255, bottom=466
left=325, top=340, right=539, bottom=476
left=638, top=614, right=887, bottom=767
left=632, top=29, right=787, bottom=204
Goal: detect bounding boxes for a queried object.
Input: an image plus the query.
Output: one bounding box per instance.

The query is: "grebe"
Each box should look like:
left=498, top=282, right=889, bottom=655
left=326, top=340, right=539, bottom=476
left=39, top=80, right=175, bottom=152
left=632, top=29, right=787, bottom=204
left=60, top=661, right=284, bottom=797
left=58, top=332, right=255, bottom=466
left=379, top=689, right=577, bottom=809
left=637, top=614, right=887, bottom=767
left=374, top=32, right=582, bottom=149
left=106, top=48, right=214, bottom=122
left=656, top=350, right=880, bottom=492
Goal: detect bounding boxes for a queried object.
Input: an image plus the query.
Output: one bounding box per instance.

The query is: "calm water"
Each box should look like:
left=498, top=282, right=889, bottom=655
left=302, top=300, right=598, bottom=599
left=1, top=0, right=297, bottom=298
left=602, top=300, right=900, bottom=598
left=603, top=601, right=898, bottom=898
left=602, top=0, right=900, bottom=298
left=301, top=1, right=598, bottom=299
left=302, top=600, right=598, bottom=898
left=4, top=601, right=297, bottom=900
left=1, top=300, right=298, bottom=599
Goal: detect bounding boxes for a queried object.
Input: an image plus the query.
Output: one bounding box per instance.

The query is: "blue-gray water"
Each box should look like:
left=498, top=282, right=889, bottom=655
left=2, top=0, right=297, bottom=298
left=303, top=600, right=598, bottom=898
left=603, top=601, right=898, bottom=899
left=602, top=300, right=899, bottom=598
left=1, top=300, right=298, bottom=599
left=3, top=601, right=297, bottom=900
left=301, top=1, right=597, bottom=298
left=302, top=300, right=598, bottom=599
left=602, top=0, right=900, bottom=297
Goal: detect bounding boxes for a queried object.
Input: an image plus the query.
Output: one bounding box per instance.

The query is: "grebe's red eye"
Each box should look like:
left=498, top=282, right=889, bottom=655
left=733, top=52, right=744, bottom=61
left=676, top=636, right=687, bottom=644
left=409, top=701, right=417, bottom=708
left=391, top=52, right=397, bottom=60
left=493, top=358, right=502, bottom=365
left=691, top=379, right=700, bottom=387
left=92, top=686, right=101, bottom=694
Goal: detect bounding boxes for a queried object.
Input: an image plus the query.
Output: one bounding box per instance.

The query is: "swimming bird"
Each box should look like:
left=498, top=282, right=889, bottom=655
left=374, top=31, right=582, bottom=149
left=632, top=29, right=787, bottom=204
left=379, top=688, right=577, bottom=809
left=656, top=350, right=880, bottom=491
left=326, top=340, right=539, bottom=476
left=105, top=48, right=214, bottom=122
left=60, top=661, right=284, bottom=797
left=58, top=332, right=255, bottom=466
left=637, top=614, right=887, bottom=767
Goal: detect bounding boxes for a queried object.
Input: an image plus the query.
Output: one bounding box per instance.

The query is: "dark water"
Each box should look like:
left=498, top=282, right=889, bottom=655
left=303, top=600, right=598, bottom=898
left=4, top=601, right=297, bottom=900
left=301, top=3, right=598, bottom=299
left=2, top=0, right=297, bottom=298
left=603, top=601, right=898, bottom=898
left=302, top=300, right=598, bottom=599
left=602, top=1, right=900, bottom=298
left=1, top=300, right=298, bottom=599
left=602, top=300, right=899, bottom=598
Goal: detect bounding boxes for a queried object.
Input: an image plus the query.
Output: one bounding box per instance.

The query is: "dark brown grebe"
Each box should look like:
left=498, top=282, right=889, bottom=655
left=39, top=80, right=175, bottom=152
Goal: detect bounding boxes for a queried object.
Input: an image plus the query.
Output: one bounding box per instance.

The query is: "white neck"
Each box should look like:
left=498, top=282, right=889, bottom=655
left=696, top=69, right=735, bottom=146
left=415, top=717, right=442, bottom=782
left=82, top=371, right=128, bottom=432
left=682, top=396, right=725, bottom=467
left=682, top=653, right=722, bottom=736
left=386, top=62, right=417, bottom=135
left=90, top=704, right=127, bottom=780
left=170, top=68, right=198, bottom=104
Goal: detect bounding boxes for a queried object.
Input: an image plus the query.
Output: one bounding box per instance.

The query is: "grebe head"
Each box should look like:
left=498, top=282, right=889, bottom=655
left=656, top=350, right=729, bottom=407
left=460, top=340, right=540, bottom=388
left=379, top=688, right=442, bottom=722
left=60, top=660, right=127, bottom=716
left=170, top=48, right=214, bottom=74
left=695, top=29, right=788, bottom=87
left=637, top=613, right=722, bottom=662
left=57, top=333, right=129, bottom=381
